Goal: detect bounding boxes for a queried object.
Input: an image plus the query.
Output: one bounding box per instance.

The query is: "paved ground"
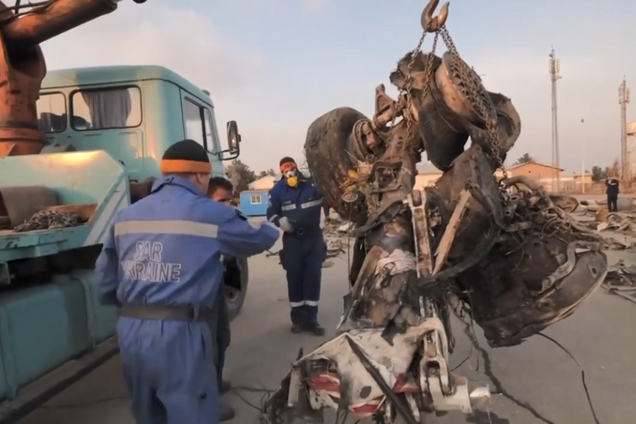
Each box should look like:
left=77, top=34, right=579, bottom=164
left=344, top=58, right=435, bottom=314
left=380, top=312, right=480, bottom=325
left=18, top=223, right=636, bottom=424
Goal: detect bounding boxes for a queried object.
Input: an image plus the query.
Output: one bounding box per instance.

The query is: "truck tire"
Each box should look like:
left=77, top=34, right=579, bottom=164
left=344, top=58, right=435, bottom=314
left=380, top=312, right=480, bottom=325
left=224, top=257, right=249, bottom=322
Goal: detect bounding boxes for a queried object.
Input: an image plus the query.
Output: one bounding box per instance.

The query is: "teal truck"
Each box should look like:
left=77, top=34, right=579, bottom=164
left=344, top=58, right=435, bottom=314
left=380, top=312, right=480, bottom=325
left=0, top=65, right=249, bottom=422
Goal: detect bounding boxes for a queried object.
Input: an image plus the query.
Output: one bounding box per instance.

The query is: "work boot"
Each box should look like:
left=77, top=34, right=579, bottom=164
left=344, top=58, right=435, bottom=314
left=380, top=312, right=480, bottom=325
left=291, top=323, right=303, bottom=334
left=304, top=322, right=326, bottom=336
left=219, top=403, right=236, bottom=422
left=219, top=380, right=232, bottom=395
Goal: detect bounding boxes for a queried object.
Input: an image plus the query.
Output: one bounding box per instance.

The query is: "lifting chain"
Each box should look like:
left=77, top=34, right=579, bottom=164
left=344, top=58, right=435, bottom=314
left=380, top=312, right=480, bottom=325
left=402, top=0, right=508, bottom=179
left=401, top=31, right=438, bottom=158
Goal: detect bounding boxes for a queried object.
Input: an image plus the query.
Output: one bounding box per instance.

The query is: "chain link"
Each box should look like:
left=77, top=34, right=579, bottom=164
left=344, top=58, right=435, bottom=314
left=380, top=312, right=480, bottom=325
left=404, top=24, right=508, bottom=179
left=401, top=31, right=438, bottom=157
left=439, top=26, right=507, bottom=179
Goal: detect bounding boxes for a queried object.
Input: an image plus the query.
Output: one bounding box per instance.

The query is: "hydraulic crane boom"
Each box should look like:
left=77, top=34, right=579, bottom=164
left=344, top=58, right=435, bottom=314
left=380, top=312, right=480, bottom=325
left=0, top=0, right=144, bottom=156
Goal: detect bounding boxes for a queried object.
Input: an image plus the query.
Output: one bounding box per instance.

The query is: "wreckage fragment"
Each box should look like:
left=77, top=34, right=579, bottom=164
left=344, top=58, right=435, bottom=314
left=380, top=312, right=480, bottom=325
left=602, top=260, right=636, bottom=304
left=262, top=1, right=609, bottom=422
left=580, top=197, right=635, bottom=213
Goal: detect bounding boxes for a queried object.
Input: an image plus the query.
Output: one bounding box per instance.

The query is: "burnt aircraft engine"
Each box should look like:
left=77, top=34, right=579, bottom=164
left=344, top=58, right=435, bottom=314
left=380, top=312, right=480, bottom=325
left=261, top=1, right=608, bottom=423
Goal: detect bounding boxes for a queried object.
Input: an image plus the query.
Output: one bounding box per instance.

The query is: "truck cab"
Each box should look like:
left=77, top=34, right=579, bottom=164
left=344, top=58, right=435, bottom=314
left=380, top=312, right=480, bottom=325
left=36, top=65, right=238, bottom=180
left=35, top=65, right=249, bottom=319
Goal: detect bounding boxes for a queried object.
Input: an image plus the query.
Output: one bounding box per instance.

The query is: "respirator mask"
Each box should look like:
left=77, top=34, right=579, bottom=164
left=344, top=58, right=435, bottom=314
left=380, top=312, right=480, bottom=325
left=285, top=169, right=298, bottom=187
left=281, top=162, right=298, bottom=187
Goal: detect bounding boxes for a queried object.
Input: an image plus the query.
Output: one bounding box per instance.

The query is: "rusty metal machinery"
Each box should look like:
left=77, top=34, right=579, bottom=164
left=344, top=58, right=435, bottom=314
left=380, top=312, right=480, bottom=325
left=0, top=0, right=156, bottom=202
left=263, top=1, right=608, bottom=422
left=0, top=0, right=122, bottom=157
left=0, top=2, right=152, bottom=423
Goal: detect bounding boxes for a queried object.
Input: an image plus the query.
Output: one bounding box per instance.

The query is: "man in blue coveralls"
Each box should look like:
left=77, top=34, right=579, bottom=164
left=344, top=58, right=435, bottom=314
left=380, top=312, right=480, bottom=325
left=267, top=157, right=326, bottom=336
left=94, top=139, right=279, bottom=424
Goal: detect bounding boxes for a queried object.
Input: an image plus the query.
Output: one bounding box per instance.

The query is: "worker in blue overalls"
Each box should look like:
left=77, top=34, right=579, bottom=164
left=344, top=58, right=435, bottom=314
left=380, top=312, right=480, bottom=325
left=267, top=157, right=326, bottom=336
left=94, top=139, right=279, bottom=424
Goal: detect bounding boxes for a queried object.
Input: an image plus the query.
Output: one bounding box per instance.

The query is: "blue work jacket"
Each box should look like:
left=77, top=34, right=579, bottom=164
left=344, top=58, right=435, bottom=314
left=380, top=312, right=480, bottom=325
left=94, top=175, right=279, bottom=308
left=266, top=177, right=323, bottom=233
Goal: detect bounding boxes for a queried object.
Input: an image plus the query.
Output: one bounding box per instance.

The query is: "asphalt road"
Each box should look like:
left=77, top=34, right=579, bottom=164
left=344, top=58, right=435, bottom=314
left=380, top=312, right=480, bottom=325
left=18, top=228, right=636, bottom=424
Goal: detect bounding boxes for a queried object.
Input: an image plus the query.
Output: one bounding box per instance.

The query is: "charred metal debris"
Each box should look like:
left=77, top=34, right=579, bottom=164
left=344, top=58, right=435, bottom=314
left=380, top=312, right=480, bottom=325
left=260, top=0, right=609, bottom=423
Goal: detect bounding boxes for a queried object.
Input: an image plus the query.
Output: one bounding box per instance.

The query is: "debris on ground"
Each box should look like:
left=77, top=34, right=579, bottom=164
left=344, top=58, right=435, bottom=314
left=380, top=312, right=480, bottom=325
left=579, top=198, right=636, bottom=213
left=549, top=194, right=579, bottom=213
left=602, top=237, right=636, bottom=250
left=322, top=212, right=353, bottom=258
left=575, top=205, right=636, bottom=235
left=602, top=260, right=636, bottom=304
left=321, top=260, right=335, bottom=268
left=596, top=212, right=636, bottom=232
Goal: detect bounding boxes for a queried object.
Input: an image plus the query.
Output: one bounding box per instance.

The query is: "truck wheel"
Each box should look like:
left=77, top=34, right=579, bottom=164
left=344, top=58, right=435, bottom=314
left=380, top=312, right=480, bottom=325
left=224, top=257, right=249, bottom=322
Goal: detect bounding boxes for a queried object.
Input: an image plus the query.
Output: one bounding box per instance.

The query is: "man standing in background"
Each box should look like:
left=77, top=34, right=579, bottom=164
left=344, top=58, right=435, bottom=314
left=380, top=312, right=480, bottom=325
left=606, top=177, right=620, bottom=212
left=208, top=176, right=239, bottom=422
left=267, top=157, right=326, bottom=336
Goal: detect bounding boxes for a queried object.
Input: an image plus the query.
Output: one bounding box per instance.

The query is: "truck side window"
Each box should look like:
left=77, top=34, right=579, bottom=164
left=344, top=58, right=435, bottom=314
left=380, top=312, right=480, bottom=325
left=183, top=99, right=207, bottom=150
left=36, top=93, right=67, bottom=133
left=203, top=108, right=218, bottom=154
left=71, top=86, right=142, bottom=130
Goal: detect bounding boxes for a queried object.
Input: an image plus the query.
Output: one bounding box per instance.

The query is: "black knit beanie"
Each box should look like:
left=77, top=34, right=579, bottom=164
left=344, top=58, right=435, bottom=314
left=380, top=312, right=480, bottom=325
left=160, top=139, right=211, bottom=174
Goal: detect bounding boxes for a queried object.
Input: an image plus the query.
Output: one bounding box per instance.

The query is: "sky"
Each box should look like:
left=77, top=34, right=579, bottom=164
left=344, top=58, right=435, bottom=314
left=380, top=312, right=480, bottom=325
left=41, top=0, right=636, bottom=175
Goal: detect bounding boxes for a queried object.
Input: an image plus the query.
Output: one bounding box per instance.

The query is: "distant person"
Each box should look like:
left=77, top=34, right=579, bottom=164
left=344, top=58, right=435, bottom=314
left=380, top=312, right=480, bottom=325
left=605, top=178, right=620, bottom=212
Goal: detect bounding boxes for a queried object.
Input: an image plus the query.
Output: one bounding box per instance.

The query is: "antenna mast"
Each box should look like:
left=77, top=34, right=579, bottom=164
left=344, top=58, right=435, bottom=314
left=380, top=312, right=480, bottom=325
left=619, top=78, right=630, bottom=180
left=549, top=47, right=562, bottom=192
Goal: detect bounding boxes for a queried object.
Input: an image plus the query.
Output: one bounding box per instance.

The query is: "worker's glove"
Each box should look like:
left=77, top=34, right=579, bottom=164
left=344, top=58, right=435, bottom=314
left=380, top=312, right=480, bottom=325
left=279, top=217, right=295, bottom=233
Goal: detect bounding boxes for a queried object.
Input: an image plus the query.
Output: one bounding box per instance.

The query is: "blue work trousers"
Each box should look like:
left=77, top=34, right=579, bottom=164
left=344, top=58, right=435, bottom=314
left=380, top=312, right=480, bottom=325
left=207, top=292, right=230, bottom=388
left=117, top=317, right=218, bottom=424
left=280, top=231, right=326, bottom=325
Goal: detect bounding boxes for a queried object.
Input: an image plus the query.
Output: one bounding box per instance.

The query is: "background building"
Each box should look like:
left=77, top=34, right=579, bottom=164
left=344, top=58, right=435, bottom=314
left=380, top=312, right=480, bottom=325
left=239, top=190, right=268, bottom=216
left=248, top=175, right=277, bottom=190
left=240, top=169, right=310, bottom=216
left=414, top=160, right=571, bottom=193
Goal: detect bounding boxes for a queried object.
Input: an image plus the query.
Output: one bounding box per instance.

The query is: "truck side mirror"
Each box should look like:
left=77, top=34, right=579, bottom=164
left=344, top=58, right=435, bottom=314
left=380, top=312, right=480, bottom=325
left=226, top=120, right=241, bottom=156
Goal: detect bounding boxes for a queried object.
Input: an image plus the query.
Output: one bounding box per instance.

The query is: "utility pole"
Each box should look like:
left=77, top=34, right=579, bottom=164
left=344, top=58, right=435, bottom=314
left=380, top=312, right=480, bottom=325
left=619, top=78, right=630, bottom=181
left=581, top=118, right=585, bottom=194
left=549, top=47, right=562, bottom=192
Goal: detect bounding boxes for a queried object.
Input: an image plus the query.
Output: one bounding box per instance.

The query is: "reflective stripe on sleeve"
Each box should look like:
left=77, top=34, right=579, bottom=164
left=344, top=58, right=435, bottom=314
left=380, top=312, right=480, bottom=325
left=114, top=220, right=219, bottom=238
left=269, top=214, right=279, bottom=222
left=301, top=199, right=323, bottom=209
left=289, top=300, right=319, bottom=307
left=281, top=204, right=297, bottom=211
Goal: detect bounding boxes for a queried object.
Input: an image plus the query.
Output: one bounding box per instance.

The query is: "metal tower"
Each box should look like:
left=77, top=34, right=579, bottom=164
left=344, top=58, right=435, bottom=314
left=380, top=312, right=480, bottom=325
left=549, top=47, right=562, bottom=191
left=619, top=78, right=630, bottom=180
left=628, top=121, right=636, bottom=180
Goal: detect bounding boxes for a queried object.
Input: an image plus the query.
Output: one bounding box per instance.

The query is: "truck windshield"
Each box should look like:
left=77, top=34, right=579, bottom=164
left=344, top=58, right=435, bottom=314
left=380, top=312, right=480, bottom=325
left=37, top=92, right=67, bottom=133
left=71, top=86, right=142, bottom=130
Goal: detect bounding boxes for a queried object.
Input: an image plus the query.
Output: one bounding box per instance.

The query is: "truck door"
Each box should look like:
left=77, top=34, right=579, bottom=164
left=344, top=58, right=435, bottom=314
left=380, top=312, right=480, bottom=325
left=181, top=95, right=224, bottom=177
left=69, top=86, right=145, bottom=179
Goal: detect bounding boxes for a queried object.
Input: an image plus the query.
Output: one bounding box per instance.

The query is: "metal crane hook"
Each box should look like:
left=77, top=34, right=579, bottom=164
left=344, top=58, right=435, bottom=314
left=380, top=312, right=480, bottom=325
left=420, top=0, right=450, bottom=33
